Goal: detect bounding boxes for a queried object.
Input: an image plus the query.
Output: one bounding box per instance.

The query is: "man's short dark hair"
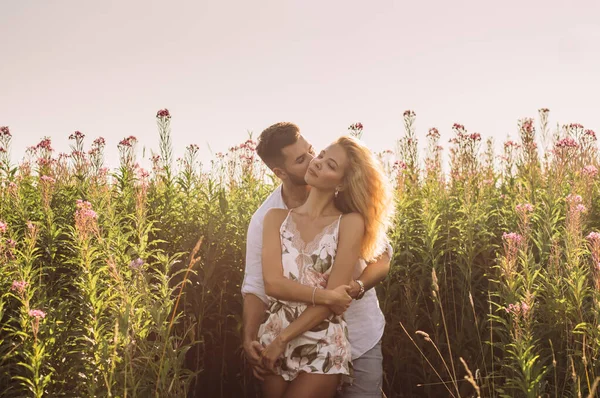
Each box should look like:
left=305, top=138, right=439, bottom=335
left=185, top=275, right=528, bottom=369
left=256, top=122, right=301, bottom=169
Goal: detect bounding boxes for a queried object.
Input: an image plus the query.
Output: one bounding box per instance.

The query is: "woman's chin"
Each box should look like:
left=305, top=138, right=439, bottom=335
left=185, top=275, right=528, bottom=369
left=304, top=173, right=313, bottom=185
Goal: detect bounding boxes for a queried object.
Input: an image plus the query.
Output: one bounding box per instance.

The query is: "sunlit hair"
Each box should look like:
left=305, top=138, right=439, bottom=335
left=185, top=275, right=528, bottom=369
left=333, top=135, right=395, bottom=262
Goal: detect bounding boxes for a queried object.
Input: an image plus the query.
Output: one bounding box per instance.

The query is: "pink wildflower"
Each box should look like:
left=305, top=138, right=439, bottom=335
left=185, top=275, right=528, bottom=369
left=28, top=309, right=46, bottom=319
left=0, top=126, right=10, bottom=137
left=505, top=303, right=521, bottom=315
left=516, top=203, right=534, bottom=213
left=36, top=138, right=53, bottom=151
left=427, top=128, right=440, bottom=139
left=403, top=110, right=416, bottom=117
left=505, top=301, right=531, bottom=317
left=583, top=165, right=598, bottom=178
left=40, top=175, right=55, bottom=183
left=68, top=131, right=85, bottom=140
left=566, top=194, right=583, bottom=204
left=555, top=137, right=578, bottom=148
left=587, top=232, right=600, bottom=242
left=156, top=108, right=171, bottom=118
left=0, top=221, right=7, bottom=234
left=118, top=136, right=137, bottom=147
left=521, top=119, right=535, bottom=133
left=137, top=168, right=150, bottom=179
left=11, top=280, right=28, bottom=294
left=129, top=258, right=144, bottom=270
left=502, top=232, right=523, bottom=245
left=75, top=200, right=98, bottom=238
left=585, top=130, right=597, bottom=140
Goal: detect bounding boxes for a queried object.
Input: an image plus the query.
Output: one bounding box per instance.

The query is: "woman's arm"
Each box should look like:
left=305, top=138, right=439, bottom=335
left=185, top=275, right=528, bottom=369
left=262, top=209, right=352, bottom=312
left=261, top=213, right=364, bottom=370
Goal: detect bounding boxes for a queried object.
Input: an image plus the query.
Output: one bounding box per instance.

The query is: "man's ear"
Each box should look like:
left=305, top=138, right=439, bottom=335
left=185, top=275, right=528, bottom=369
left=273, top=167, right=287, bottom=180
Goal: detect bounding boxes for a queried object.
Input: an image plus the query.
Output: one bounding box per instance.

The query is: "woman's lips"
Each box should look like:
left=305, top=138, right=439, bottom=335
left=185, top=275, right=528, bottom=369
left=308, top=168, right=318, bottom=177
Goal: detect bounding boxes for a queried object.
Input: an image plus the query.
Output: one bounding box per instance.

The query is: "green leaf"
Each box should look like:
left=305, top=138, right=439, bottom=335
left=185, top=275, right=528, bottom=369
left=284, top=307, right=295, bottom=323
left=322, top=352, right=332, bottom=373
left=290, top=344, right=318, bottom=360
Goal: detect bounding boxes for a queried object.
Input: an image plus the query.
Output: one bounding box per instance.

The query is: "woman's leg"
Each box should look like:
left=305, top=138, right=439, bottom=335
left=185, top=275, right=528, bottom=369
left=262, top=374, right=288, bottom=398
left=283, top=373, right=341, bottom=398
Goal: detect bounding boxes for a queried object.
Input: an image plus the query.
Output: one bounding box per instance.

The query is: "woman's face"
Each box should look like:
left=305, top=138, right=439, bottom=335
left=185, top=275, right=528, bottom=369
left=304, top=143, right=349, bottom=191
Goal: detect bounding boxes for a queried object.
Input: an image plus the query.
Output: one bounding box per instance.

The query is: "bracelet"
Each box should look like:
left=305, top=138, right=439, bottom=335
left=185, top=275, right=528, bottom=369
left=355, top=279, right=365, bottom=300
left=311, top=286, right=317, bottom=307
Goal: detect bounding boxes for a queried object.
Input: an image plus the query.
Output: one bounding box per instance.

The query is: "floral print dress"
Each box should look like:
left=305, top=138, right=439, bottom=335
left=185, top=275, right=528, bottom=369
left=258, top=209, right=352, bottom=381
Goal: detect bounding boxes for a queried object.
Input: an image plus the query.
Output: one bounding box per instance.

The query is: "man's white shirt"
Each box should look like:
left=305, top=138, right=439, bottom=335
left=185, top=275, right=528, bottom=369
left=241, top=185, right=388, bottom=359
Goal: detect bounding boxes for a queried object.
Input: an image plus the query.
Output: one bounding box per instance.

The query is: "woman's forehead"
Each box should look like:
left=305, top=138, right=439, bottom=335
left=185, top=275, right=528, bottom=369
left=323, top=144, right=347, bottom=164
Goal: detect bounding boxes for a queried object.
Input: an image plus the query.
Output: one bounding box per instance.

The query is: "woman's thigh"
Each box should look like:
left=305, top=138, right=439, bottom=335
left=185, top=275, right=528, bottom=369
left=283, top=372, right=341, bottom=398
left=262, top=375, right=288, bottom=398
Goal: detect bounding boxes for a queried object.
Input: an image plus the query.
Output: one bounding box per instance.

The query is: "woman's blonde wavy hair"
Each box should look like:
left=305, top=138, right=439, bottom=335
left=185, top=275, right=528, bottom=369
left=333, top=135, right=395, bottom=262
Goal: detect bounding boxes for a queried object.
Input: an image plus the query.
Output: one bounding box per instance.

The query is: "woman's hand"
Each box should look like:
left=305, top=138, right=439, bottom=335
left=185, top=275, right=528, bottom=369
left=326, top=285, right=353, bottom=315
left=261, top=335, right=287, bottom=372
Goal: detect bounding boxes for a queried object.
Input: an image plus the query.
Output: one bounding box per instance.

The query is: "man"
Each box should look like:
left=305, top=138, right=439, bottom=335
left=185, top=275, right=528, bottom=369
left=242, top=122, right=392, bottom=397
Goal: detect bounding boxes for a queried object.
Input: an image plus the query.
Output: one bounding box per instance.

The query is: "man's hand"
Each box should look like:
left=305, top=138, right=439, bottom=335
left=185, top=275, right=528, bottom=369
left=261, top=335, right=287, bottom=373
left=326, top=285, right=353, bottom=315
left=243, top=340, right=270, bottom=381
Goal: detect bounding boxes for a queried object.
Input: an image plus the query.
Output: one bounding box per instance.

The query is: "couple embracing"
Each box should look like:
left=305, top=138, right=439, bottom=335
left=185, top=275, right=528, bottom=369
left=242, top=122, right=395, bottom=397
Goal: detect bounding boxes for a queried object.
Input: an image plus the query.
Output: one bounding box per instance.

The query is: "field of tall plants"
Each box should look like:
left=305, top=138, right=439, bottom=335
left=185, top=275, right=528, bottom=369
left=1, top=108, right=599, bottom=397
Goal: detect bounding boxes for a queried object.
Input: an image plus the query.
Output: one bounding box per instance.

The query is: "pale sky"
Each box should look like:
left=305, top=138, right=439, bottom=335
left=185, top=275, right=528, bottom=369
left=1, top=0, right=599, bottom=170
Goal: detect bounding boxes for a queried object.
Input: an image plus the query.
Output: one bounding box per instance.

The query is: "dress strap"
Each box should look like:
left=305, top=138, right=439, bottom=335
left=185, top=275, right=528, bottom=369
left=334, top=213, right=343, bottom=238
left=279, top=208, right=294, bottom=235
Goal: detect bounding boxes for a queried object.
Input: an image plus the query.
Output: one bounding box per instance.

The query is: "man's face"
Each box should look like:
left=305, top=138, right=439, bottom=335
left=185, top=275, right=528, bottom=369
left=277, top=136, right=315, bottom=186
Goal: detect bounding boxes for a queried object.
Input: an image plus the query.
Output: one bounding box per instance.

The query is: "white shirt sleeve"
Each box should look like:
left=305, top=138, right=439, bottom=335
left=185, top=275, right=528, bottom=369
left=384, top=236, right=394, bottom=259
left=241, top=215, right=269, bottom=305
left=371, top=235, right=394, bottom=261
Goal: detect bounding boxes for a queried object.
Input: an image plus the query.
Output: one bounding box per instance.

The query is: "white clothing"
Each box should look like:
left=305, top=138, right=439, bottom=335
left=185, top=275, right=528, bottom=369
left=241, top=185, right=390, bottom=359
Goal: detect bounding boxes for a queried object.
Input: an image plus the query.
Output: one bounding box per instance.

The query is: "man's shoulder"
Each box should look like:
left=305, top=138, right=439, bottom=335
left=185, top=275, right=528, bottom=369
left=250, top=185, right=286, bottom=227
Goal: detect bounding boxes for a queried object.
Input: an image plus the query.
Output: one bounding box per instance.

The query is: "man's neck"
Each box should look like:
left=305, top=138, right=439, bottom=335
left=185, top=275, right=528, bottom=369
left=280, top=181, right=310, bottom=209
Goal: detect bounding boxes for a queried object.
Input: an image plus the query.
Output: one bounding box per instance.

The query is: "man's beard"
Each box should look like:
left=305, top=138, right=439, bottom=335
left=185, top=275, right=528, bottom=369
left=287, top=171, right=309, bottom=186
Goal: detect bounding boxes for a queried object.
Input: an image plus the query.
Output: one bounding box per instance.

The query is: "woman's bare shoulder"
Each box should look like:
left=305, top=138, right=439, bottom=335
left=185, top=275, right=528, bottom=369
left=340, top=212, right=365, bottom=231
left=263, top=208, right=289, bottom=226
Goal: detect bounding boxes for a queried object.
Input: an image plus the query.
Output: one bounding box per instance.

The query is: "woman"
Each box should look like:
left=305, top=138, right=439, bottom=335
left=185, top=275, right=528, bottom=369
left=258, top=135, right=394, bottom=398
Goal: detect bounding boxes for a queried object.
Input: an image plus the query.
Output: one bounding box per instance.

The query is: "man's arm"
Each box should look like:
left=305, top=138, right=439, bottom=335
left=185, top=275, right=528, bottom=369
left=262, top=209, right=352, bottom=312
left=261, top=213, right=364, bottom=370
left=348, top=241, right=393, bottom=298
left=242, top=294, right=267, bottom=345
left=241, top=214, right=271, bottom=378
